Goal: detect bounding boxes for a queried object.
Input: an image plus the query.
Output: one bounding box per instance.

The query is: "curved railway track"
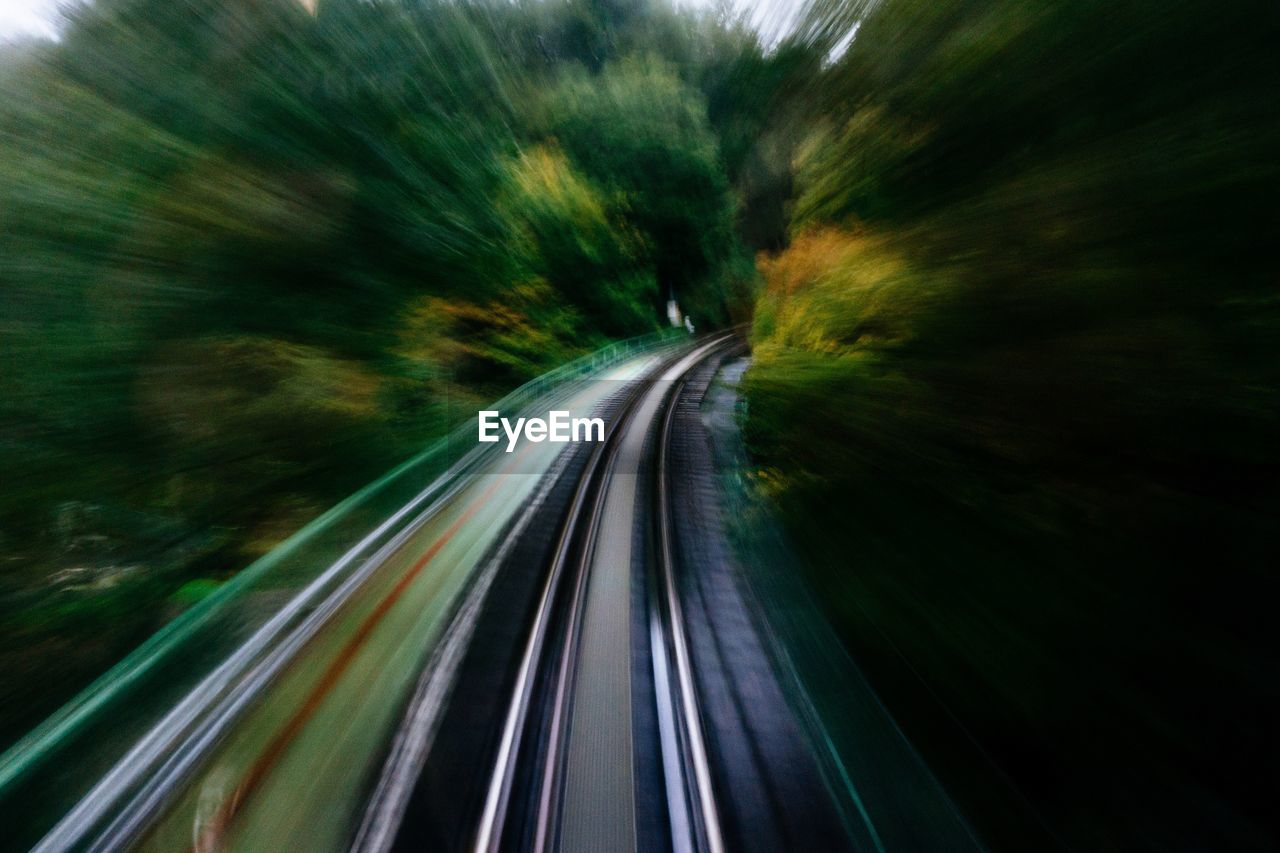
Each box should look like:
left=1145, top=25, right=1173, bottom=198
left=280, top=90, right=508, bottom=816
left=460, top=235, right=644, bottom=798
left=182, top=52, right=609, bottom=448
left=16, top=330, right=966, bottom=853
left=471, top=335, right=736, bottom=853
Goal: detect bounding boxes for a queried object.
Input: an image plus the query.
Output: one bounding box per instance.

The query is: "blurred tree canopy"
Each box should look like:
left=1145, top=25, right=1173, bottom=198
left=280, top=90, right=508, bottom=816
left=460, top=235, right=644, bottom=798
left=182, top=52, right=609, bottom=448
left=0, top=0, right=795, bottom=747
left=541, top=58, right=734, bottom=324
left=746, top=0, right=1280, bottom=850
left=8, top=1, right=1273, bottom=849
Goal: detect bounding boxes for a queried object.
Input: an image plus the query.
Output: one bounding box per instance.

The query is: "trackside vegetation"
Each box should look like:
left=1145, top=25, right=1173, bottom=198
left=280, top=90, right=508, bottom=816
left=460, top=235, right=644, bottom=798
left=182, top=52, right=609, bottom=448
left=2, top=1, right=1277, bottom=849
left=0, top=0, right=788, bottom=749
left=742, top=0, right=1280, bottom=849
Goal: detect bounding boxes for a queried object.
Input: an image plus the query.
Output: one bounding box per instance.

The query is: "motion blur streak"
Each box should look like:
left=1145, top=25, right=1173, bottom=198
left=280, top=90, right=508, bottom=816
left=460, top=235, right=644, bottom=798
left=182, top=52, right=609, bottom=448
left=1, top=0, right=1278, bottom=851
left=746, top=1, right=1280, bottom=851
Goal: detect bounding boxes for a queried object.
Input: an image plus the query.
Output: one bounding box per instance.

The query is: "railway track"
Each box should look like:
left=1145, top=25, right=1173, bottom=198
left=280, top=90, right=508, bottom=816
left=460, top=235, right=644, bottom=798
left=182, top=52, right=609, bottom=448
left=17, top=330, right=954, bottom=853
left=469, top=334, right=736, bottom=853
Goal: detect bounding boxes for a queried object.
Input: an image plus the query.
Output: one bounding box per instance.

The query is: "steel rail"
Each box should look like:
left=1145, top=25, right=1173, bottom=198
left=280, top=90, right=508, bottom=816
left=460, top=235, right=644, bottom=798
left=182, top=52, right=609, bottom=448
left=470, top=365, right=661, bottom=853
left=474, top=334, right=734, bottom=853
left=652, top=340, right=731, bottom=853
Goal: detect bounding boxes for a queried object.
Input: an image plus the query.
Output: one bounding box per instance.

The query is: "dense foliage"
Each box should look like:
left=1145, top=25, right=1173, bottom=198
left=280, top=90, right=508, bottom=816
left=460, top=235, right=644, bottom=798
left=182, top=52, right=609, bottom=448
left=4, top=1, right=1276, bottom=848
left=0, top=0, right=783, bottom=748
left=745, top=0, right=1280, bottom=849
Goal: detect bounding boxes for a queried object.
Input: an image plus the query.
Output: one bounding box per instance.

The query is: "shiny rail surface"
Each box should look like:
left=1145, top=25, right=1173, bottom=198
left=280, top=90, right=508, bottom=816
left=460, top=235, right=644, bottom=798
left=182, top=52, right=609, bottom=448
left=473, top=334, right=735, bottom=853
left=652, top=344, right=728, bottom=853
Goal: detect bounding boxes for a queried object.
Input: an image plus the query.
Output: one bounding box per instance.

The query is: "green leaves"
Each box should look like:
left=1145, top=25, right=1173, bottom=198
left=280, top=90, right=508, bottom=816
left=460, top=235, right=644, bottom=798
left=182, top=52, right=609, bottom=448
left=499, top=145, right=653, bottom=335
left=543, top=57, right=736, bottom=325
left=0, top=0, right=770, bottom=744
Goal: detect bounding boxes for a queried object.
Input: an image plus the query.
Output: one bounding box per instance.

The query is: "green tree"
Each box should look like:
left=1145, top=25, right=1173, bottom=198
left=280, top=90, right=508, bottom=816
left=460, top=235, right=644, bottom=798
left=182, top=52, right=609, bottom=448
left=543, top=57, right=736, bottom=325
